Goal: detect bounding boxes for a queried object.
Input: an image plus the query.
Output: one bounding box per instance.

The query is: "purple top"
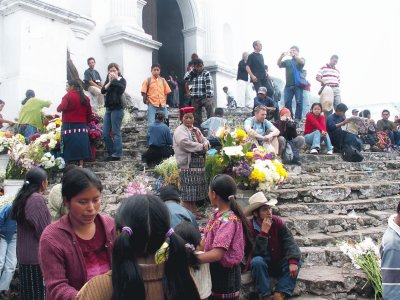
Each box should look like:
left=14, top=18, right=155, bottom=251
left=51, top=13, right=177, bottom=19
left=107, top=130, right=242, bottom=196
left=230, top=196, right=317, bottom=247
left=204, top=209, right=245, bottom=268
left=17, top=192, right=51, bottom=264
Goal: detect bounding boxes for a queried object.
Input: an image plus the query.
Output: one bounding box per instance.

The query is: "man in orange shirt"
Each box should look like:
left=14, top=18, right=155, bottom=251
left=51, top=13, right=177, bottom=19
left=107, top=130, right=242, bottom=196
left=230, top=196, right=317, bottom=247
left=141, top=64, right=172, bottom=126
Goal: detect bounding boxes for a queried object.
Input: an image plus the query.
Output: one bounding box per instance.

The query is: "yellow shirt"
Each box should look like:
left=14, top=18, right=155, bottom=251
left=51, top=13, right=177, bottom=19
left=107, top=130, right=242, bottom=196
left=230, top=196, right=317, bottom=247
left=141, top=76, right=171, bottom=108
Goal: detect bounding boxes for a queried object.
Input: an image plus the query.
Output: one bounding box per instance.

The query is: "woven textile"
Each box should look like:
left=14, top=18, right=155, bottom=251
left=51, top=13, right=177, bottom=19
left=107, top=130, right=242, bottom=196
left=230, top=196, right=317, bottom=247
left=208, top=263, right=241, bottom=299
left=180, top=155, right=207, bottom=202
left=19, top=264, right=45, bottom=300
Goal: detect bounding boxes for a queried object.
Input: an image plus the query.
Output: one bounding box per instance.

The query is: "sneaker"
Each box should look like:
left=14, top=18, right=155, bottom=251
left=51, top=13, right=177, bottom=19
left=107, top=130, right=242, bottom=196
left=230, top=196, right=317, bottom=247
left=327, top=150, right=333, bottom=155
left=310, top=148, right=318, bottom=154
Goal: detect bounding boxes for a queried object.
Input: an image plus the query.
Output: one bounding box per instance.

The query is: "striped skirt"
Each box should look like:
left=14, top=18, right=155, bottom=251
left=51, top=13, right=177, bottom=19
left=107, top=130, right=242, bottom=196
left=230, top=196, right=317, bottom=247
left=19, top=264, right=45, bottom=300
left=209, top=263, right=241, bottom=299
left=179, top=155, right=208, bottom=202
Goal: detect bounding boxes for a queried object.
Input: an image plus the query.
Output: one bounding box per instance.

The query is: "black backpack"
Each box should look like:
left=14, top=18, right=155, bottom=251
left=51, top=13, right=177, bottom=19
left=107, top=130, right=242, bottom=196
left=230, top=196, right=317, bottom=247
left=282, top=140, right=301, bottom=165
left=342, top=144, right=364, bottom=162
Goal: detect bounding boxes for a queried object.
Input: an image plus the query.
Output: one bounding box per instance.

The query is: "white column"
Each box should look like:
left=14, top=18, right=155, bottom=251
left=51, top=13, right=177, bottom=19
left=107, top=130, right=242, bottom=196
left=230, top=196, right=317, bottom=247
left=202, top=0, right=219, bottom=64
left=106, top=0, right=143, bottom=31
left=137, top=0, right=146, bottom=28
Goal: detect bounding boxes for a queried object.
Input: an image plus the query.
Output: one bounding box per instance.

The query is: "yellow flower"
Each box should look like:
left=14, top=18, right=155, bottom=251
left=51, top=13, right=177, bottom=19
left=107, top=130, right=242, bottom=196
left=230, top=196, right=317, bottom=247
left=273, top=160, right=288, bottom=178
left=235, top=129, right=247, bottom=143
left=245, top=152, right=254, bottom=161
left=0, top=132, right=4, bottom=138
left=249, top=168, right=266, bottom=184
left=55, top=119, right=62, bottom=127
left=56, top=132, right=61, bottom=141
left=16, top=134, right=25, bottom=143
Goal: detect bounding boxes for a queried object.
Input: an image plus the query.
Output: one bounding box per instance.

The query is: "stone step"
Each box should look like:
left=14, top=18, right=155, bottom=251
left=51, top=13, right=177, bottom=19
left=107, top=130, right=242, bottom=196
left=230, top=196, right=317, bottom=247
left=241, top=265, right=373, bottom=299
left=272, top=180, right=400, bottom=203
left=282, top=169, right=400, bottom=189
left=294, top=266, right=372, bottom=298
left=284, top=213, right=380, bottom=236
left=285, top=160, right=400, bottom=175
left=300, top=246, right=351, bottom=268
left=294, top=225, right=386, bottom=247
left=300, top=152, right=400, bottom=163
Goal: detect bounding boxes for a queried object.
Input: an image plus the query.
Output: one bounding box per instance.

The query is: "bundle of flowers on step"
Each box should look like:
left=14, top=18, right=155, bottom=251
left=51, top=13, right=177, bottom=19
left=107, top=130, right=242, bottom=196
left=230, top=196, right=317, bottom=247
left=6, top=132, right=65, bottom=179
left=154, top=156, right=180, bottom=190
left=0, top=132, right=25, bottom=154
left=125, top=174, right=152, bottom=196
left=206, top=126, right=288, bottom=191
left=88, top=113, right=103, bottom=142
left=338, top=238, right=382, bottom=299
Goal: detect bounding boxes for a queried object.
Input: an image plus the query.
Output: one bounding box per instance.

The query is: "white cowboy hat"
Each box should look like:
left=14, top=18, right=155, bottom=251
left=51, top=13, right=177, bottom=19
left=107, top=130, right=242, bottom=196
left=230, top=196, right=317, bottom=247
left=245, top=192, right=278, bottom=217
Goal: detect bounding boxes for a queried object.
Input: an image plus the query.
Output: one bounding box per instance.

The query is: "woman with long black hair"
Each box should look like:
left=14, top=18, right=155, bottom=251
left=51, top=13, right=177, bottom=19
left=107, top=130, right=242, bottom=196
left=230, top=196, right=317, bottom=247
left=76, top=195, right=200, bottom=300
left=57, top=79, right=93, bottom=167
left=197, top=174, right=253, bottom=300
left=11, top=167, right=50, bottom=300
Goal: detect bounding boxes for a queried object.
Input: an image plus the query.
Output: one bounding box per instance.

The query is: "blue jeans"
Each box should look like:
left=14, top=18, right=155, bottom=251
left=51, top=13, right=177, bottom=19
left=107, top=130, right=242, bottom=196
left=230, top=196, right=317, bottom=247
left=147, top=104, right=168, bottom=127
left=17, top=124, right=38, bottom=144
left=0, top=233, right=17, bottom=291
left=304, top=130, right=333, bottom=150
left=389, top=131, right=400, bottom=146
left=102, top=108, right=124, bottom=157
left=251, top=256, right=302, bottom=297
left=284, top=85, right=303, bottom=120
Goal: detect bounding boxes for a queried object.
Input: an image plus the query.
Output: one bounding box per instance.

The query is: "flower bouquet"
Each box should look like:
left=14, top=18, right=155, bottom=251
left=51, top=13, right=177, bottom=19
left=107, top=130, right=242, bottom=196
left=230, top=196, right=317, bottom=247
left=125, top=174, right=152, bottom=196
left=207, top=126, right=288, bottom=191
left=6, top=130, right=65, bottom=179
left=154, top=156, right=180, bottom=190
left=338, top=237, right=382, bottom=299
left=88, top=113, right=103, bottom=160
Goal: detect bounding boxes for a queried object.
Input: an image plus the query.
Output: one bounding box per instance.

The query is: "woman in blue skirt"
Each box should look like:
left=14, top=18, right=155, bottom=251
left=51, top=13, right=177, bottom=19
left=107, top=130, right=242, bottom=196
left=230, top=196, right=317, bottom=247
left=57, top=80, right=92, bottom=167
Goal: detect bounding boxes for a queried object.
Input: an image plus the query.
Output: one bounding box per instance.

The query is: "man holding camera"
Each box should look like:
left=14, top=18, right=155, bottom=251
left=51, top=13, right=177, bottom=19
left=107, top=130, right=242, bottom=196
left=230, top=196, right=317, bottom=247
left=273, top=108, right=305, bottom=157
left=184, top=58, right=214, bottom=127
left=277, top=46, right=305, bottom=122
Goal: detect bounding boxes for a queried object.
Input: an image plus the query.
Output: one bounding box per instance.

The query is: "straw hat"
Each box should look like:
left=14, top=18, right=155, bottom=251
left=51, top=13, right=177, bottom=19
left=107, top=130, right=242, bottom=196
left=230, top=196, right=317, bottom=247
left=244, top=192, right=278, bottom=217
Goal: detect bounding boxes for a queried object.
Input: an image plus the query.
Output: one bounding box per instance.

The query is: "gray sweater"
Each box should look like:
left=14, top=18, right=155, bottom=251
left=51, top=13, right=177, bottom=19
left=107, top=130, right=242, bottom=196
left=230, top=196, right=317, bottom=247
left=381, top=214, right=400, bottom=299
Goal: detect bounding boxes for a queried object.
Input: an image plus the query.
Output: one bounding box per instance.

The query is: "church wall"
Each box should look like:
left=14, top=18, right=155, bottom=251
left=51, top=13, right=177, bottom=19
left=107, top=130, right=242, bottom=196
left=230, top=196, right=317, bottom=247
left=0, top=10, right=68, bottom=118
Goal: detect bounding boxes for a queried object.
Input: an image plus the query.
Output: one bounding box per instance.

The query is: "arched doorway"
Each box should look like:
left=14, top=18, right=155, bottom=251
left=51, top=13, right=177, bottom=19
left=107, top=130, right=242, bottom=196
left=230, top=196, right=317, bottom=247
left=142, top=0, right=185, bottom=79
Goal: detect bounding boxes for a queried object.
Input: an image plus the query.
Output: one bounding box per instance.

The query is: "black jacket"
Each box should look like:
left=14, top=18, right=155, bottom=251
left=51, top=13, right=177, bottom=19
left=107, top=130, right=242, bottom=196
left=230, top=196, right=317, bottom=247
left=101, top=76, right=126, bottom=110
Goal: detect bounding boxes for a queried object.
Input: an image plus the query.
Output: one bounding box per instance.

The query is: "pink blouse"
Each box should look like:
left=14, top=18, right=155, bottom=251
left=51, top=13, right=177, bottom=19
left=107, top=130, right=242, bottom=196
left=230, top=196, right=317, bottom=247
left=204, top=209, right=245, bottom=268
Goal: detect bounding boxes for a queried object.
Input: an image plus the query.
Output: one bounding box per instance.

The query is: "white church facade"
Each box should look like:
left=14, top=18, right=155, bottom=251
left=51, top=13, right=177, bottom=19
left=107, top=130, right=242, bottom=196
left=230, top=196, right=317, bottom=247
left=0, top=0, right=238, bottom=118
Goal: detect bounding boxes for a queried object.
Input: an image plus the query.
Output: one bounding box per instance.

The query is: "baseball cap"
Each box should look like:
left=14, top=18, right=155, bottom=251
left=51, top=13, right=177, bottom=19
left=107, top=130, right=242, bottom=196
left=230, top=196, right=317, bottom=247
left=258, top=87, right=267, bottom=95
left=352, top=109, right=359, bottom=114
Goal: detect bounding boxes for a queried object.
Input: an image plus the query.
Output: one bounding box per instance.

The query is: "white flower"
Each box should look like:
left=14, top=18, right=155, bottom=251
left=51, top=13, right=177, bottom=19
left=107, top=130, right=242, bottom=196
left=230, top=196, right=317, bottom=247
left=46, top=123, right=56, bottom=131
left=223, top=146, right=244, bottom=156
left=55, top=157, right=65, bottom=169
left=48, top=139, right=57, bottom=149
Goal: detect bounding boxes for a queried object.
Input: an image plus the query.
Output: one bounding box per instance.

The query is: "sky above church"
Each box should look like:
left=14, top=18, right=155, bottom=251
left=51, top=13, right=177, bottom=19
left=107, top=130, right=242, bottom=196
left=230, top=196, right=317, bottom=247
left=225, top=0, right=400, bottom=108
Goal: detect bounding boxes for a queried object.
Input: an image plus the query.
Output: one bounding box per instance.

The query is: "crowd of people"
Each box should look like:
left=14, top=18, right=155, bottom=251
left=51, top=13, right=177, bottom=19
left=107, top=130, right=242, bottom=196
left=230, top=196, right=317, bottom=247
left=0, top=41, right=400, bottom=300
left=0, top=166, right=301, bottom=300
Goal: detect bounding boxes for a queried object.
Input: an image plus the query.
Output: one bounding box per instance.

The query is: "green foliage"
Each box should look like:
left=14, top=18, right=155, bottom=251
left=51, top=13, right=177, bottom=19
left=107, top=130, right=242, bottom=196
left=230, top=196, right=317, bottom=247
left=5, top=160, right=26, bottom=180
left=205, top=154, right=224, bottom=183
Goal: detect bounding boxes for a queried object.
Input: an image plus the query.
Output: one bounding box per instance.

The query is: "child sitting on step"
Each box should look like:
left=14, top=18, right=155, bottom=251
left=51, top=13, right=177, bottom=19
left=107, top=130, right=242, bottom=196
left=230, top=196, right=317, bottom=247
left=197, top=174, right=253, bottom=300
left=175, top=221, right=211, bottom=300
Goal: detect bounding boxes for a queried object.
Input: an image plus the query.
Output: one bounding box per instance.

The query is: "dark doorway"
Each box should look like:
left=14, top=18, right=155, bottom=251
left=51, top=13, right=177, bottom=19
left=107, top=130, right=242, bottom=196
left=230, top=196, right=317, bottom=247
left=142, top=0, right=185, bottom=79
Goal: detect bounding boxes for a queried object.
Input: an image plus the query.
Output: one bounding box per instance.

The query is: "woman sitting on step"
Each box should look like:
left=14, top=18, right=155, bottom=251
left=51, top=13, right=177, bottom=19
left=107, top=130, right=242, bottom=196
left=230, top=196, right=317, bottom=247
left=303, top=103, right=334, bottom=155
left=39, top=168, right=115, bottom=300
